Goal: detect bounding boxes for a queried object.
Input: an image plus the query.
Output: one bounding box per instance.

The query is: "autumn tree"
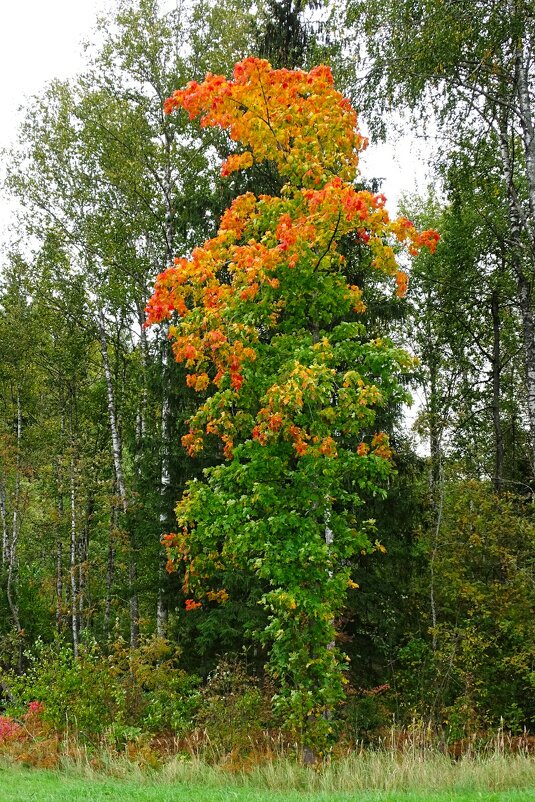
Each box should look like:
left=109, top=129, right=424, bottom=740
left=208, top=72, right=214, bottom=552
left=147, top=57, right=438, bottom=749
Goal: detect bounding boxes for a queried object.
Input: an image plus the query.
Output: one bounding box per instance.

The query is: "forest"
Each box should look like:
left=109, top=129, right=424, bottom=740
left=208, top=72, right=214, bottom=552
left=0, top=0, right=534, bottom=763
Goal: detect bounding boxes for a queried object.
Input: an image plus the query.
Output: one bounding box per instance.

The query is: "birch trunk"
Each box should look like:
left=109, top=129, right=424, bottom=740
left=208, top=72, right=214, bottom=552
left=70, top=452, right=79, bottom=659
left=498, top=122, right=535, bottom=469
left=516, top=44, right=535, bottom=232
left=98, top=312, right=128, bottom=513
left=56, top=540, right=63, bottom=633
left=98, top=310, right=139, bottom=647
left=491, top=289, right=504, bottom=491
left=78, top=497, right=91, bottom=635
left=156, top=122, right=176, bottom=637
left=158, top=333, right=171, bottom=637
left=0, top=478, right=8, bottom=565
left=6, top=394, right=22, bottom=640
left=104, top=502, right=117, bottom=641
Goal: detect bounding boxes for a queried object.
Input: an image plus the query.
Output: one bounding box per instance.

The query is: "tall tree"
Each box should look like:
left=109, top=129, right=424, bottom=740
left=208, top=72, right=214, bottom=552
left=5, top=0, right=255, bottom=645
left=348, top=0, right=535, bottom=470
left=148, top=57, right=438, bottom=750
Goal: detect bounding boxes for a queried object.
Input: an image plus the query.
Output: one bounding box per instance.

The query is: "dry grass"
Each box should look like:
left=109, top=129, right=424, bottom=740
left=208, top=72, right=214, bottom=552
left=2, top=722, right=533, bottom=795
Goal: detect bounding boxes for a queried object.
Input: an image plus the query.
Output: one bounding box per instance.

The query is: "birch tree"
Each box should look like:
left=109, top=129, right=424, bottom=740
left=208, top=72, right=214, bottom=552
left=348, top=0, right=535, bottom=468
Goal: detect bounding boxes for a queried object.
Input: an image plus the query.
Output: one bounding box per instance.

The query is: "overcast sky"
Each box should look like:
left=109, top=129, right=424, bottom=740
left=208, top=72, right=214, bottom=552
left=0, top=0, right=429, bottom=242
left=1, top=2, right=105, bottom=140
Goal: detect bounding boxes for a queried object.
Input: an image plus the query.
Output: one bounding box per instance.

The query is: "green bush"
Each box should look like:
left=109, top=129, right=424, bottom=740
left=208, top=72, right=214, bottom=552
left=2, top=635, right=201, bottom=740
left=195, top=657, right=273, bottom=753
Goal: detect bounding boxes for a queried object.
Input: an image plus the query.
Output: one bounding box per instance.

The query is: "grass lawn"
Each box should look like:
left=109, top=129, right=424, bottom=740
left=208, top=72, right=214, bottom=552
left=1, top=766, right=534, bottom=802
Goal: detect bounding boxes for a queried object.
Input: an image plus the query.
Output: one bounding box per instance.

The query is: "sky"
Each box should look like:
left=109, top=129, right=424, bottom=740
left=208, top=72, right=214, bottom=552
left=0, top=0, right=430, bottom=241
left=1, top=2, right=106, bottom=138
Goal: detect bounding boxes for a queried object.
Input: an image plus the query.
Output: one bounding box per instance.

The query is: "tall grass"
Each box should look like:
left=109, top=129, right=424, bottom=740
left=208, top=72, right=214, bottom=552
left=157, top=751, right=535, bottom=794
left=52, top=738, right=535, bottom=795
left=3, top=719, right=532, bottom=794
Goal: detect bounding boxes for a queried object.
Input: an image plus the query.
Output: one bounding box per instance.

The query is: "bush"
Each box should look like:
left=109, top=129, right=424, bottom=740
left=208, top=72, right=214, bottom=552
left=2, top=635, right=201, bottom=740
left=195, top=656, right=275, bottom=755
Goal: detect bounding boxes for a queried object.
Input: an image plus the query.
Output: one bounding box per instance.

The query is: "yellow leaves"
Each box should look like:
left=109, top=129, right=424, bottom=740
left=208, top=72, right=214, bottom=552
left=165, top=57, right=362, bottom=189
left=347, top=579, right=359, bottom=589
left=272, top=590, right=298, bottom=610
left=342, top=369, right=361, bottom=388
left=371, top=431, right=393, bottom=460
left=185, top=372, right=210, bottom=392
left=348, top=284, right=366, bottom=314
left=319, top=436, right=338, bottom=458
left=219, top=192, right=257, bottom=237
left=357, top=384, right=382, bottom=407
left=206, top=589, right=230, bottom=603
left=320, top=406, right=336, bottom=422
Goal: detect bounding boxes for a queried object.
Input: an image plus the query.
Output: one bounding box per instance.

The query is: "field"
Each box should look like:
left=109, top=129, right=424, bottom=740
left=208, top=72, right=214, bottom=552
left=1, top=754, right=534, bottom=802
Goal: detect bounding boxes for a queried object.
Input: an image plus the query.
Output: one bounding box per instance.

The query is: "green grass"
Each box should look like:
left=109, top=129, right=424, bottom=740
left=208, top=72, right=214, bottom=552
left=0, top=756, right=534, bottom=802
left=0, top=767, right=534, bottom=802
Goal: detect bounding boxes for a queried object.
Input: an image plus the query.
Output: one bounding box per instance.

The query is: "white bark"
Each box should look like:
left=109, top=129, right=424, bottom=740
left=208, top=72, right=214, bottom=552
left=98, top=311, right=128, bottom=516
left=158, top=332, right=171, bottom=637
left=70, top=453, right=79, bottom=659
left=498, top=121, right=535, bottom=467
left=156, top=121, right=176, bottom=637
left=104, top=503, right=117, bottom=640
left=516, top=43, right=535, bottom=232
left=56, top=540, right=63, bottom=632
left=0, top=479, right=8, bottom=565
left=98, top=310, right=139, bottom=647
left=6, top=395, right=21, bottom=636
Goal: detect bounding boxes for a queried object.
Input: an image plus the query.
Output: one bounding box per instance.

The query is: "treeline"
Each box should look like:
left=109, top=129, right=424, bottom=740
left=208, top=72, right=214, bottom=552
left=0, top=0, right=534, bottom=749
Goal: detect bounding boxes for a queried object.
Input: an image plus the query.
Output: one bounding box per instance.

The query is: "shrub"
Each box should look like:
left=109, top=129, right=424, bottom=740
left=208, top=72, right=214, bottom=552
left=2, top=635, right=201, bottom=740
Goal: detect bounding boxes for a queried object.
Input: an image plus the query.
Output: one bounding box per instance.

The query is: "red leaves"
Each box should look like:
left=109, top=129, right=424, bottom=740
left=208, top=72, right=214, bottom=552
left=395, top=270, right=409, bottom=298
left=416, top=228, right=441, bottom=254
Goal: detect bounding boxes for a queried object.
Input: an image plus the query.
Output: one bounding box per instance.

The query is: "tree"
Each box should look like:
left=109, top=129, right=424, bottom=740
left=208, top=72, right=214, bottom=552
left=347, top=0, right=535, bottom=471
left=255, top=0, right=320, bottom=69
left=147, top=57, right=438, bottom=750
left=398, top=480, right=535, bottom=733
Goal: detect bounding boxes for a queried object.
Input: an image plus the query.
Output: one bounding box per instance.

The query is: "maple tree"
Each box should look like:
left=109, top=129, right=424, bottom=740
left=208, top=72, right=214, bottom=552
left=150, top=56, right=439, bottom=748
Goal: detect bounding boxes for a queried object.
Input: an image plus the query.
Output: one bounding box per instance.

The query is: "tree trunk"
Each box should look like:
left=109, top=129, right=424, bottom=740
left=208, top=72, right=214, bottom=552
left=428, top=346, right=442, bottom=495
left=158, top=333, right=172, bottom=637
left=498, top=119, right=535, bottom=470
left=56, top=540, right=63, bottom=633
left=70, top=452, right=79, bottom=659
left=491, top=289, right=504, bottom=491
left=0, top=478, right=8, bottom=565
left=516, top=43, right=535, bottom=232
left=104, top=502, right=117, bottom=641
left=98, top=311, right=139, bottom=646
left=6, top=394, right=22, bottom=641
left=156, top=122, right=176, bottom=637
left=78, top=495, right=91, bottom=634
left=98, top=312, right=128, bottom=512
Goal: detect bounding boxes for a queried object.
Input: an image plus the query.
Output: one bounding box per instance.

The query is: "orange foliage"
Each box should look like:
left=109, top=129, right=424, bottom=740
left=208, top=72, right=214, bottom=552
left=147, top=58, right=439, bottom=460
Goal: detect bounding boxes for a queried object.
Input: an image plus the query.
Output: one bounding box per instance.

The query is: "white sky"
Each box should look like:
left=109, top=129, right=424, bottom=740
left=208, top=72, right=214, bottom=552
left=0, top=0, right=430, bottom=243
left=0, top=2, right=106, bottom=143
